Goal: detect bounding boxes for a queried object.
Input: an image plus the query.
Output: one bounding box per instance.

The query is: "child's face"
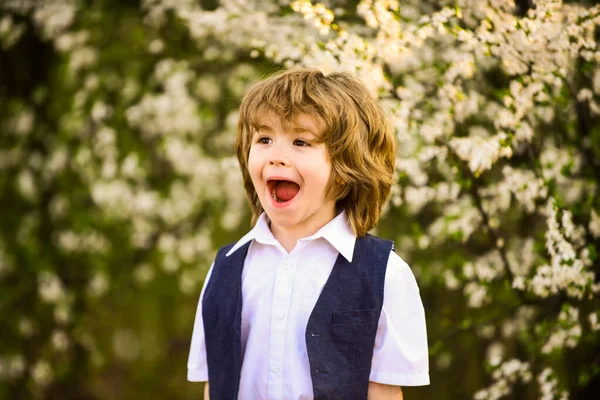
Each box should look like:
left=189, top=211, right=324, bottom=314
left=248, top=111, right=337, bottom=237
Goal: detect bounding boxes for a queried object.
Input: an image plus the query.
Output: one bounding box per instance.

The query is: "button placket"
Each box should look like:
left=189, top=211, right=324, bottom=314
left=267, top=256, right=297, bottom=399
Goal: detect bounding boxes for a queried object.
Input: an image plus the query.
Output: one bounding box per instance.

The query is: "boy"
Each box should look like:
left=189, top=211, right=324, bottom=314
left=187, top=69, right=429, bottom=399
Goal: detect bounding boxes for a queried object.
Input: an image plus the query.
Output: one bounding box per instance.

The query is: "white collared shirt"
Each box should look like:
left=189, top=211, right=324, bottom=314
left=188, top=211, right=429, bottom=399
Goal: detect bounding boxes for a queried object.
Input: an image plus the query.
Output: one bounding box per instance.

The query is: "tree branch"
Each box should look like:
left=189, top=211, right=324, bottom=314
left=436, top=138, right=526, bottom=298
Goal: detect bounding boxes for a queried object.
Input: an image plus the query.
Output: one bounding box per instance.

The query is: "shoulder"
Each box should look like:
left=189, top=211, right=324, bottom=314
left=208, top=242, right=243, bottom=272
left=203, top=240, right=249, bottom=290
left=215, top=242, right=237, bottom=258
left=385, top=250, right=419, bottom=292
left=356, top=234, right=395, bottom=262
left=361, top=233, right=394, bottom=249
left=214, top=236, right=254, bottom=260
left=386, top=251, right=414, bottom=281
left=377, top=250, right=426, bottom=328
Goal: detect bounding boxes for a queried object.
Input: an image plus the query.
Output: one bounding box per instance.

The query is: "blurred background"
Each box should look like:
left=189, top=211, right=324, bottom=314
left=1, top=0, right=600, bottom=399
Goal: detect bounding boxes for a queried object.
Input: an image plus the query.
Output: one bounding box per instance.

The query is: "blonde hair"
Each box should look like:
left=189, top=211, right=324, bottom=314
left=235, top=68, right=396, bottom=236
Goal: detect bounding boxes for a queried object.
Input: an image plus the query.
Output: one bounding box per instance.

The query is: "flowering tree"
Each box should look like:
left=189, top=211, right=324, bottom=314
left=0, top=0, right=599, bottom=399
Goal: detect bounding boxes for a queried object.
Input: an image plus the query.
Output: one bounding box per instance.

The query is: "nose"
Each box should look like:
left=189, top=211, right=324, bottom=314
left=269, top=158, right=289, bottom=167
left=268, top=150, right=290, bottom=167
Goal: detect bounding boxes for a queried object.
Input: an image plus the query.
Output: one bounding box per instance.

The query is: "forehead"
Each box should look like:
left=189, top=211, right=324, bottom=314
left=255, top=111, right=323, bottom=135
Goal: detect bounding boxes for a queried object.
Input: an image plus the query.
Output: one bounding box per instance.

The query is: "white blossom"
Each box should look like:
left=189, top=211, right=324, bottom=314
left=8, top=109, right=34, bottom=136
left=56, top=230, right=111, bottom=254
left=538, top=368, right=569, bottom=400
left=16, top=169, right=38, bottom=202
left=450, top=132, right=513, bottom=175
left=590, top=209, right=600, bottom=238
left=436, top=352, right=452, bottom=370
left=589, top=312, right=600, bottom=331
left=291, top=0, right=336, bottom=35
left=54, top=30, right=89, bottom=53
left=477, top=325, right=496, bottom=340
left=195, top=75, right=222, bottom=103
left=88, top=272, right=109, bottom=297
left=474, top=359, right=531, bottom=400
left=464, top=281, right=490, bottom=308
left=0, top=354, right=26, bottom=380
left=512, top=276, right=526, bottom=290
left=69, top=46, right=98, bottom=71
left=498, top=165, right=547, bottom=213
left=133, top=263, right=155, bottom=285
left=179, top=269, right=198, bottom=295
left=444, top=270, right=460, bottom=290
left=18, top=317, right=34, bottom=338
left=30, top=360, right=54, bottom=386
left=51, top=330, right=70, bottom=352
left=126, top=61, right=202, bottom=138
left=32, top=2, right=76, bottom=39
left=113, top=329, right=141, bottom=361
left=0, top=15, right=26, bottom=48
left=54, top=301, right=72, bottom=324
left=38, top=271, right=65, bottom=303
left=530, top=200, right=595, bottom=299
left=91, top=101, right=113, bottom=122
left=486, top=342, right=504, bottom=367
left=148, top=38, right=164, bottom=54
left=542, top=305, right=581, bottom=354
left=429, top=198, right=482, bottom=243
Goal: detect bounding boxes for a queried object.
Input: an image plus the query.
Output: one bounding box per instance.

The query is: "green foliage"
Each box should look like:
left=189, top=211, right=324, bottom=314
left=1, top=1, right=600, bottom=399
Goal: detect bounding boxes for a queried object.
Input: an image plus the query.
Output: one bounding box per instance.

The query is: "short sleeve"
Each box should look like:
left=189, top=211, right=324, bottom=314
left=369, top=251, right=430, bottom=386
left=187, top=263, right=214, bottom=382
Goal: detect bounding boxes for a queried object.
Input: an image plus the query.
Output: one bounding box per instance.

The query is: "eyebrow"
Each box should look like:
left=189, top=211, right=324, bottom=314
left=257, top=124, right=274, bottom=133
left=290, top=125, right=317, bottom=135
left=256, top=123, right=317, bottom=136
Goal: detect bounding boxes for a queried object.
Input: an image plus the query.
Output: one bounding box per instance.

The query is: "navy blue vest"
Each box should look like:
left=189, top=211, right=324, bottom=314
left=202, top=234, right=393, bottom=399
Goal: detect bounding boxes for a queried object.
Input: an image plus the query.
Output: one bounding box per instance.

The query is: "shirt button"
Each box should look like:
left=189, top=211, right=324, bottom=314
left=271, top=365, right=280, bottom=372
left=275, top=312, right=284, bottom=320
left=283, top=262, right=293, bottom=270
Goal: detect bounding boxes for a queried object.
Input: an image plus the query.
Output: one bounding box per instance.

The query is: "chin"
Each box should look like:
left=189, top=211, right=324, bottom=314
left=266, top=211, right=299, bottom=226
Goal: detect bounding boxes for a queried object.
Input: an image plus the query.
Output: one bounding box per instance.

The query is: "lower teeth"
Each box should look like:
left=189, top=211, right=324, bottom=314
left=271, top=189, right=280, bottom=202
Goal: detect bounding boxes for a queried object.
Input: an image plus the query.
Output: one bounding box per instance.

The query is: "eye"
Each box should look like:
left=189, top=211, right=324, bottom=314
left=293, top=139, right=310, bottom=147
left=256, top=136, right=272, bottom=144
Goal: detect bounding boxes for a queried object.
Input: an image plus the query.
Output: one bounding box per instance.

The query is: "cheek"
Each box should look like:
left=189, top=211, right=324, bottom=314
left=301, top=160, right=332, bottom=190
left=247, top=149, right=263, bottom=185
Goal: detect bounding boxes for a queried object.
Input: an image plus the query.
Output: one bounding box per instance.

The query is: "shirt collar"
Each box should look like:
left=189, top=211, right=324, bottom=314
left=300, top=211, right=356, bottom=262
left=225, top=211, right=357, bottom=262
left=225, top=213, right=275, bottom=257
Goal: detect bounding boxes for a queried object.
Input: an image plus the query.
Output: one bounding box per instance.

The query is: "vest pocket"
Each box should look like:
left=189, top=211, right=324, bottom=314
left=331, top=309, right=378, bottom=343
left=332, top=308, right=378, bottom=324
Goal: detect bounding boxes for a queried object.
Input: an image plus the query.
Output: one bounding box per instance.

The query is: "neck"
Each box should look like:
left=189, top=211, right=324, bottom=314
left=269, top=209, right=337, bottom=254
left=270, top=227, right=302, bottom=254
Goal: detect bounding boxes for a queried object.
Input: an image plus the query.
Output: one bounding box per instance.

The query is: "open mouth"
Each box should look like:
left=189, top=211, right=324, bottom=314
left=267, top=179, right=300, bottom=203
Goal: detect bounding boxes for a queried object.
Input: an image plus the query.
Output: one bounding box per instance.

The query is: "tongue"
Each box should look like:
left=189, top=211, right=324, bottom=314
left=275, top=181, right=299, bottom=202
